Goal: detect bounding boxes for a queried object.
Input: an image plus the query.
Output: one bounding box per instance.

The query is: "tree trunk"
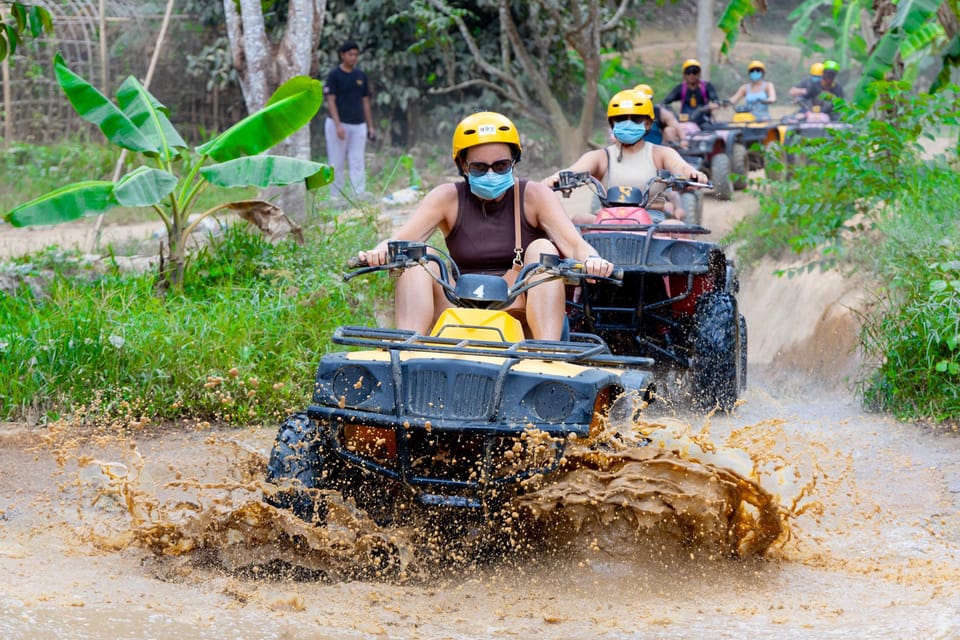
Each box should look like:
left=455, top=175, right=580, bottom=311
left=696, top=0, right=714, bottom=81
left=223, top=0, right=326, bottom=221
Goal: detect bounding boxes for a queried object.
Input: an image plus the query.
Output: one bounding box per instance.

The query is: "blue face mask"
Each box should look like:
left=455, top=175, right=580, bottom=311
left=468, top=168, right=515, bottom=200
left=811, top=75, right=821, bottom=83
left=612, top=120, right=646, bottom=145
left=749, top=70, right=763, bottom=82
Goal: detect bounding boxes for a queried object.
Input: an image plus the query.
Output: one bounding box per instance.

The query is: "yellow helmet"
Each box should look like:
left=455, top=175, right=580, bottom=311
left=451, top=111, right=522, bottom=165
left=682, top=58, right=702, bottom=74
left=633, top=83, right=654, bottom=99
left=809, top=62, right=824, bottom=76
left=748, top=60, right=765, bottom=73
left=607, top=90, right=654, bottom=121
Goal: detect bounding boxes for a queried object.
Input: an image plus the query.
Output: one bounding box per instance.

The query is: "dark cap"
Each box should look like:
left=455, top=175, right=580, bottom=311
left=339, top=40, right=359, bottom=54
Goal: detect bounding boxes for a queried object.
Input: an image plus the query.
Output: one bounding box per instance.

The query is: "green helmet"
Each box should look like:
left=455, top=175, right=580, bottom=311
left=823, top=60, right=840, bottom=72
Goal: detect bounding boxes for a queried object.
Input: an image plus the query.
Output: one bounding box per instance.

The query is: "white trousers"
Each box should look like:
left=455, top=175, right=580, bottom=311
left=325, top=117, right=368, bottom=197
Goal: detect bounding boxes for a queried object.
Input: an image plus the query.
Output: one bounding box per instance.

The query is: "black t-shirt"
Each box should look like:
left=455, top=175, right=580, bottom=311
left=323, top=66, right=369, bottom=124
left=663, top=81, right=719, bottom=123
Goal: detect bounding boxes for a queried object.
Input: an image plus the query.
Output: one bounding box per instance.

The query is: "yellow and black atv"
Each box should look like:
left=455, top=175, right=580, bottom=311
left=713, top=103, right=784, bottom=184
left=266, top=242, right=656, bottom=526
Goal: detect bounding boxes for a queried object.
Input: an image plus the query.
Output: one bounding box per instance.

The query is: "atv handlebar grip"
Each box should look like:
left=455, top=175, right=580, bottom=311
left=611, top=267, right=624, bottom=281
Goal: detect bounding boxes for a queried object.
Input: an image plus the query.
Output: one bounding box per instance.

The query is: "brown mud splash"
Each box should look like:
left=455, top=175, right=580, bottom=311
left=41, top=409, right=820, bottom=584
left=515, top=413, right=820, bottom=558
left=43, top=421, right=422, bottom=583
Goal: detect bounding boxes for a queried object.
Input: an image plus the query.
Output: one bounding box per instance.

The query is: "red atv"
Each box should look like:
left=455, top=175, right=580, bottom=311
left=554, top=170, right=747, bottom=411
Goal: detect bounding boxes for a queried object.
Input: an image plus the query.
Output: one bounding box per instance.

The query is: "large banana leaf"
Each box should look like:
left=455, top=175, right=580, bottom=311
left=53, top=53, right=158, bottom=155
left=116, top=76, right=187, bottom=162
left=4, top=181, right=117, bottom=227
left=113, top=167, right=178, bottom=207
left=200, top=156, right=333, bottom=190
left=854, top=0, right=943, bottom=107
left=195, top=76, right=323, bottom=163
left=718, top=0, right=758, bottom=57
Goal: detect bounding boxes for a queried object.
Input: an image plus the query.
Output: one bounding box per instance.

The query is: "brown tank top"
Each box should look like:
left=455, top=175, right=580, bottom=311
left=445, top=179, right=547, bottom=275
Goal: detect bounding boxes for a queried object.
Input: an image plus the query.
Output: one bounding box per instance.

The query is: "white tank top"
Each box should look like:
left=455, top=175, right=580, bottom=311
left=604, top=142, right=665, bottom=204
left=604, top=142, right=657, bottom=190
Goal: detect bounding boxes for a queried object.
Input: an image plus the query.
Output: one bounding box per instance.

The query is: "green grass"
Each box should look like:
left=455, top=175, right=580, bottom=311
left=0, top=208, right=392, bottom=425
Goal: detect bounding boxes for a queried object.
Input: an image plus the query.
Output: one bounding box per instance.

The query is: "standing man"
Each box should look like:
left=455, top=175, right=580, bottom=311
left=324, top=40, right=376, bottom=200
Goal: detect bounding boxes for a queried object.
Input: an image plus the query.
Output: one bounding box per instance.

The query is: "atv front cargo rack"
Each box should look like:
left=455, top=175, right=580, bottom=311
left=332, top=326, right=654, bottom=368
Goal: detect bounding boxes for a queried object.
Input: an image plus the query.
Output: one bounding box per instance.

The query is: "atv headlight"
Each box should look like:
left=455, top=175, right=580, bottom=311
left=313, top=357, right=394, bottom=412
left=332, top=365, right=376, bottom=406
left=523, top=381, right=576, bottom=423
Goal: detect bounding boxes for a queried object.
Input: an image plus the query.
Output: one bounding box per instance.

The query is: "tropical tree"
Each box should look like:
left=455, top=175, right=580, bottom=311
left=0, top=2, right=53, bottom=61
left=718, top=0, right=960, bottom=108
left=2, top=55, right=332, bottom=290
left=399, top=0, right=643, bottom=165
left=222, top=0, right=326, bottom=137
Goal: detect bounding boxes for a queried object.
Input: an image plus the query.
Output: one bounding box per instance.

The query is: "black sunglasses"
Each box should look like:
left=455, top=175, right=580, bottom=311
left=611, top=115, right=648, bottom=124
left=684, top=68, right=701, bottom=75
left=466, top=159, right=514, bottom=177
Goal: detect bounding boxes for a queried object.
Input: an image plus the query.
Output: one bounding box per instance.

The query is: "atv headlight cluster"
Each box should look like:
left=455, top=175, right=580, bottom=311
left=312, top=356, right=394, bottom=413
left=523, top=381, right=577, bottom=423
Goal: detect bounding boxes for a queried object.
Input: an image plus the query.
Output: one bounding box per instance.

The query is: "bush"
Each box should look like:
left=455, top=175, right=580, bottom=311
left=729, top=81, right=960, bottom=423
left=0, top=210, right=391, bottom=425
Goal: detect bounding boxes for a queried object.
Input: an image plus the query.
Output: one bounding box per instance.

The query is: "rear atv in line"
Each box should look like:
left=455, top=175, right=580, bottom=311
left=553, top=170, right=747, bottom=413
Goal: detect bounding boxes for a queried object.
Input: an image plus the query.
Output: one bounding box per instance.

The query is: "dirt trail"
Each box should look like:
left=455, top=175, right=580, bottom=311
left=5, top=192, right=960, bottom=639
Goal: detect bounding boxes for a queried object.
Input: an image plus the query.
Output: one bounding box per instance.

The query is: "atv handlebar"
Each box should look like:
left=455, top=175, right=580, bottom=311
left=552, top=170, right=712, bottom=206
left=346, top=241, right=622, bottom=311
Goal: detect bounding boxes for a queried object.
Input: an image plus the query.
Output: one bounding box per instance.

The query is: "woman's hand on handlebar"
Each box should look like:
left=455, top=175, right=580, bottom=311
left=583, top=255, right=614, bottom=278
left=358, top=240, right=390, bottom=267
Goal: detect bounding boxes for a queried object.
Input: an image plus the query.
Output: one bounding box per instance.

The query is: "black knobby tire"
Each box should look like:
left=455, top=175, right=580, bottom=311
left=710, top=153, right=733, bottom=201
left=265, top=412, right=331, bottom=522
left=680, top=191, right=702, bottom=226
left=731, top=143, right=749, bottom=190
left=690, top=292, right=740, bottom=411
left=738, top=313, right=748, bottom=390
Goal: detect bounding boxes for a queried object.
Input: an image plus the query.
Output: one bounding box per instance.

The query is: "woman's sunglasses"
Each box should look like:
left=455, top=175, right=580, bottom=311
left=466, top=159, right=515, bottom=177
left=684, top=68, right=701, bottom=75
left=611, top=115, right=648, bottom=124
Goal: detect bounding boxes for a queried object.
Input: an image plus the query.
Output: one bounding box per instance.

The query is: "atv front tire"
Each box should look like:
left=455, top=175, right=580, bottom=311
left=265, top=412, right=333, bottom=522
left=710, top=153, right=733, bottom=201
left=680, top=191, right=702, bottom=226
left=690, top=292, right=741, bottom=411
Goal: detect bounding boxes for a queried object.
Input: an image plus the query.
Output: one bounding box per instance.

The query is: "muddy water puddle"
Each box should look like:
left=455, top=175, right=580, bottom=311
left=3, top=387, right=960, bottom=638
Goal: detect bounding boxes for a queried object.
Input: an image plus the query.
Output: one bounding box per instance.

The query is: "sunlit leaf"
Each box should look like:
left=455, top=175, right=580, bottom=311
left=4, top=181, right=117, bottom=227
left=200, top=156, right=333, bottom=190
left=113, top=167, right=178, bottom=207
left=195, top=76, right=323, bottom=162
left=116, top=76, right=187, bottom=161
left=54, top=53, right=158, bottom=154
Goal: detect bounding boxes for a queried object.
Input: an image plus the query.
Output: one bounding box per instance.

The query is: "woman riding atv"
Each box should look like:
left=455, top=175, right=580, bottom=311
left=359, top=111, right=613, bottom=341
left=728, top=60, right=777, bottom=121
left=788, top=60, right=845, bottom=121
left=542, top=90, right=707, bottom=224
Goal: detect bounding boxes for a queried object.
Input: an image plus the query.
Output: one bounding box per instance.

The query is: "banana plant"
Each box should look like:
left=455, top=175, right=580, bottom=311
left=3, top=53, right=333, bottom=289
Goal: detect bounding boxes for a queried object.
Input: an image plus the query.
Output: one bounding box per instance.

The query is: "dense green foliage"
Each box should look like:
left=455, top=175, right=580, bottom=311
left=0, top=210, right=391, bottom=425
left=730, top=81, right=960, bottom=423
left=857, top=209, right=960, bottom=422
